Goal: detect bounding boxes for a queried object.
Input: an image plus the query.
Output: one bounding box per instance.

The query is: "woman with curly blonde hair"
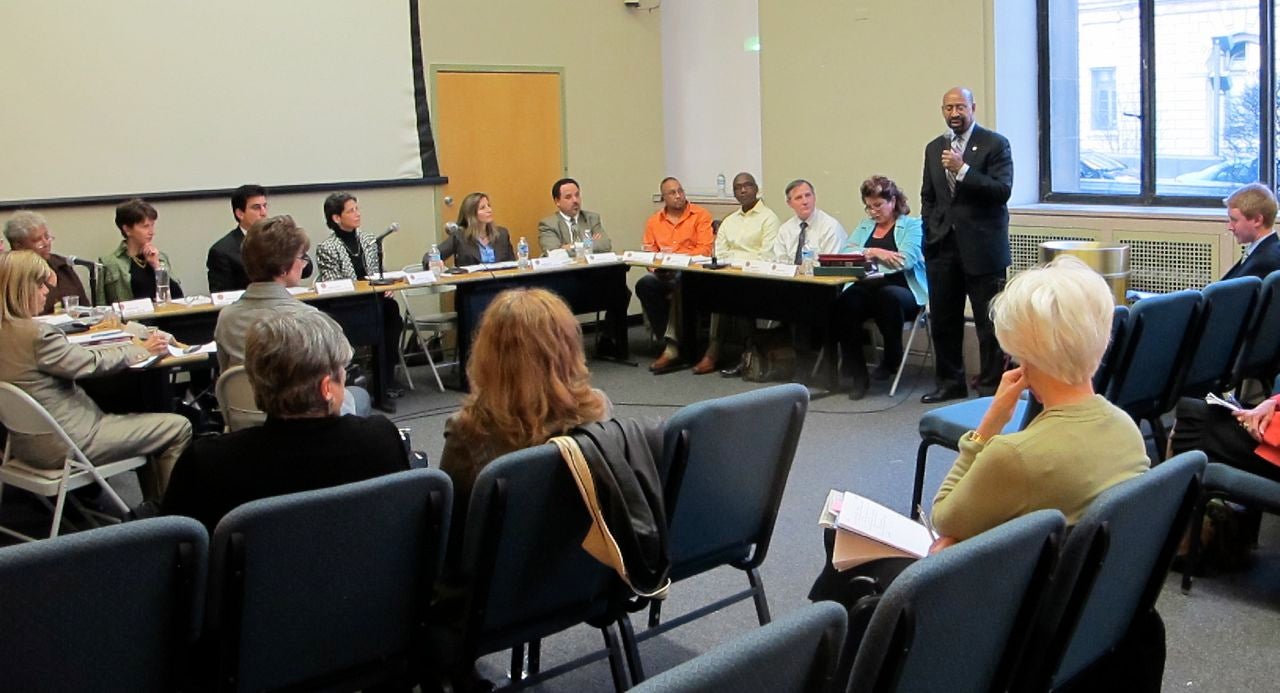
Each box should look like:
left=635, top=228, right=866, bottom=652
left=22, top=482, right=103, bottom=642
left=440, top=287, right=611, bottom=551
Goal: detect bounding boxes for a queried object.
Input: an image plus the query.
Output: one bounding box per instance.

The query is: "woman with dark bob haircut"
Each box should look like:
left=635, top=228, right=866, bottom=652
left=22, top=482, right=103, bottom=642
left=830, top=175, right=929, bottom=399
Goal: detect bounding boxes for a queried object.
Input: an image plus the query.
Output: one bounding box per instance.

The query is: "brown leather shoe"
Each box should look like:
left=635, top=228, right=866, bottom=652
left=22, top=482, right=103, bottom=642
left=650, top=352, right=678, bottom=372
left=692, top=354, right=717, bottom=375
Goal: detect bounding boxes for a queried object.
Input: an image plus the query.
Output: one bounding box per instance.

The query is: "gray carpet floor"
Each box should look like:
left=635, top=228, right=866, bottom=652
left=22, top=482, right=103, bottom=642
left=387, top=326, right=1280, bottom=691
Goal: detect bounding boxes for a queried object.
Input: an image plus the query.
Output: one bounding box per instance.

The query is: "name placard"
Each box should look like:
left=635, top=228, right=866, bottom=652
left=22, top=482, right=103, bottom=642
left=531, top=256, right=571, bottom=270
left=118, top=298, right=155, bottom=317
left=661, top=254, right=692, bottom=268
left=406, top=270, right=437, bottom=285
left=211, top=290, right=245, bottom=307
left=546, top=248, right=572, bottom=263
left=623, top=250, right=657, bottom=264
left=586, top=252, right=620, bottom=264
left=314, top=279, right=356, bottom=295
left=743, top=260, right=797, bottom=277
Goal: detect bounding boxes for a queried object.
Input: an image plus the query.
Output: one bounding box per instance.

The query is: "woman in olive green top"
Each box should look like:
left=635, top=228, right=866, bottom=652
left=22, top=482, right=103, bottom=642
left=811, top=255, right=1148, bottom=600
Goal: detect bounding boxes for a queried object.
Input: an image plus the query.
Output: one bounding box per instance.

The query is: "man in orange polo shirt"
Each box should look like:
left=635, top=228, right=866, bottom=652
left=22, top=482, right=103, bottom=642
left=637, top=176, right=715, bottom=371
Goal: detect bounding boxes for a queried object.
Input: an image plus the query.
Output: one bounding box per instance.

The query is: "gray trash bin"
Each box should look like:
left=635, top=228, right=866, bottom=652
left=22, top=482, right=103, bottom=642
left=1039, top=241, right=1130, bottom=304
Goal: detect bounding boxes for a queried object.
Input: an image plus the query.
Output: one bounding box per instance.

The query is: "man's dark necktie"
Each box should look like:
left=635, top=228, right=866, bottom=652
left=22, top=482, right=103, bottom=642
left=794, top=221, right=809, bottom=265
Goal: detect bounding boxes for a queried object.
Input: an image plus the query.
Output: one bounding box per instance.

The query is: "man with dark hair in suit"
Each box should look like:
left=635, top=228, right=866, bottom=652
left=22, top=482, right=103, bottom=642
left=207, top=183, right=312, bottom=292
left=920, top=86, right=1014, bottom=403
left=1221, top=183, right=1280, bottom=281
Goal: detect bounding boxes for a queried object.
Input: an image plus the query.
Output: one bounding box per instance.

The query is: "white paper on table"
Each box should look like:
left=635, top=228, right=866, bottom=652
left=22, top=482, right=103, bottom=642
left=406, top=270, right=437, bottom=286
left=546, top=248, right=572, bottom=263
left=68, top=329, right=128, bottom=345
left=586, top=252, right=620, bottom=264
left=661, top=254, right=692, bottom=268
left=34, top=314, right=74, bottom=326
left=286, top=287, right=311, bottom=296
left=129, top=356, right=159, bottom=369
left=314, top=279, right=356, bottom=295
left=835, top=492, right=933, bottom=557
left=689, top=255, right=712, bottom=263
left=211, top=290, right=245, bottom=307
left=369, top=271, right=407, bottom=281
left=166, top=342, right=216, bottom=357
left=483, top=261, right=519, bottom=270
left=118, top=298, right=155, bottom=317
left=622, top=250, right=657, bottom=263
left=461, top=263, right=488, bottom=273
left=172, top=295, right=213, bottom=307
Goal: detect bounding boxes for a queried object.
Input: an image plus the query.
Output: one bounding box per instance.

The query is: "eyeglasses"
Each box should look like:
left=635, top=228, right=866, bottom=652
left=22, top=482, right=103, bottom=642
left=864, top=200, right=890, bottom=213
left=33, top=234, right=54, bottom=248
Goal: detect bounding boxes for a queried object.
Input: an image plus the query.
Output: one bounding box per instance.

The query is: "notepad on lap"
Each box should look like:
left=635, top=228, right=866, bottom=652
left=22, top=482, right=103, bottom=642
left=826, top=491, right=933, bottom=571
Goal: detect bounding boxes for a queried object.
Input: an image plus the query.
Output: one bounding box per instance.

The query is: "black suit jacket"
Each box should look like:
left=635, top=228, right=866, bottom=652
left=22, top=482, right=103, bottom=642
left=162, top=414, right=410, bottom=533
left=920, top=125, right=1014, bottom=276
left=431, top=225, right=515, bottom=267
left=1223, top=232, right=1280, bottom=281
left=207, top=226, right=313, bottom=293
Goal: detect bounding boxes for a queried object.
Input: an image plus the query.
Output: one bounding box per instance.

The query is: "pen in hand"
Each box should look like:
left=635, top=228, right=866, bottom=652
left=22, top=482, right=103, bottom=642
left=917, top=504, right=940, bottom=541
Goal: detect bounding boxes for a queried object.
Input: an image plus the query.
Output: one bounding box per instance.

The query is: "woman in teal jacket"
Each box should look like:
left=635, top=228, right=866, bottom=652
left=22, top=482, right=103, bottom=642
left=833, top=176, right=928, bottom=399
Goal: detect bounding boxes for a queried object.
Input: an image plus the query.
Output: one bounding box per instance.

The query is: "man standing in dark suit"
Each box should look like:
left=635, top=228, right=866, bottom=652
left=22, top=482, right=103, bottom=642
left=920, top=86, right=1014, bottom=403
left=1222, top=183, right=1280, bottom=281
left=207, top=184, right=311, bottom=292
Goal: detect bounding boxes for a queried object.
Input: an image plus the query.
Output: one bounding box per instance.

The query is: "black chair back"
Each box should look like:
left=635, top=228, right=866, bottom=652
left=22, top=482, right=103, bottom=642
left=1232, top=268, right=1280, bottom=387
left=846, top=510, right=1065, bottom=693
left=1107, top=289, right=1202, bottom=417
left=1092, top=304, right=1130, bottom=394
left=207, top=469, right=451, bottom=692
left=630, top=602, right=848, bottom=693
left=1171, top=275, right=1260, bottom=405
left=1018, top=451, right=1205, bottom=690
left=0, top=517, right=207, bottom=692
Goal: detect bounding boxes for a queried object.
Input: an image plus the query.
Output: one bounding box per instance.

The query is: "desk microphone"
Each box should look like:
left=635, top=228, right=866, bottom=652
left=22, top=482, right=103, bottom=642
left=702, top=253, right=729, bottom=270
left=369, top=222, right=401, bottom=285
left=444, top=222, right=461, bottom=234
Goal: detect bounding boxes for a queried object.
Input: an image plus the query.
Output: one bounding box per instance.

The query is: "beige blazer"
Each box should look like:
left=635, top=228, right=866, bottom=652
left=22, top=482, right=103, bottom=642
left=0, top=319, right=148, bottom=458
left=537, top=210, right=611, bottom=254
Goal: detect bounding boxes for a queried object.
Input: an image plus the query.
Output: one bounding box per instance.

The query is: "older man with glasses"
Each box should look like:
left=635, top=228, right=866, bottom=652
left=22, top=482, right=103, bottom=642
left=3, top=211, right=90, bottom=314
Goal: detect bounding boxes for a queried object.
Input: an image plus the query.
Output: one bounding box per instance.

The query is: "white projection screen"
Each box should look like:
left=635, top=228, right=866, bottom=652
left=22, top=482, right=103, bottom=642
left=0, top=0, right=440, bottom=206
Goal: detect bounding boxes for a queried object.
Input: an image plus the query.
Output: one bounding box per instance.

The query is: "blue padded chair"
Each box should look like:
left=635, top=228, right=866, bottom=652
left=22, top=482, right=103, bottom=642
left=636, top=385, right=809, bottom=661
left=439, top=444, right=634, bottom=691
left=1015, top=451, right=1205, bottom=692
left=206, top=469, right=451, bottom=692
left=1106, top=289, right=1203, bottom=460
left=1232, top=269, right=1280, bottom=388
left=1181, top=461, right=1280, bottom=593
left=1165, top=275, right=1260, bottom=407
left=845, top=510, right=1065, bottom=693
left=909, top=305, right=1128, bottom=519
left=0, top=516, right=208, bottom=692
left=630, top=602, right=847, bottom=693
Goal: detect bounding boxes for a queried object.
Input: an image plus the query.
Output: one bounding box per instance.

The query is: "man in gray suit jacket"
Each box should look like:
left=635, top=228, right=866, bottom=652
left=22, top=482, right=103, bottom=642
left=538, top=178, right=613, bottom=254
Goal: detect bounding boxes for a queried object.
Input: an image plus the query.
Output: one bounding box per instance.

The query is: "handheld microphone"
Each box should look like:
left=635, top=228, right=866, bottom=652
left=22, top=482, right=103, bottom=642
left=375, top=222, right=400, bottom=242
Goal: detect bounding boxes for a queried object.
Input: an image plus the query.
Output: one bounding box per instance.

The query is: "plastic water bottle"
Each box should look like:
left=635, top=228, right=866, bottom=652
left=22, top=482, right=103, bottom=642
left=581, top=226, right=594, bottom=260
left=800, top=240, right=816, bottom=276
left=154, top=262, right=171, bottom=303
left=427, top=244, right=445, bottom=275
left=716, top=173, right=727, bottom=197
left=517, top=236, right=531, bottom=270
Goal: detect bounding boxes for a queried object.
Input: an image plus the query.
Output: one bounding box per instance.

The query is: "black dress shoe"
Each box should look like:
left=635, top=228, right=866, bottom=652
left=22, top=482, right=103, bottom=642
left=921, top=385, right=968, bottom=404
left=596, top=336, right=619, bottom=358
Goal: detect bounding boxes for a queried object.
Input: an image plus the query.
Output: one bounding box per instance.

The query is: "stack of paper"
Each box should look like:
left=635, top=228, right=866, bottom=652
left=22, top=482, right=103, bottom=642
left=821, top=490, right=935, bottom=570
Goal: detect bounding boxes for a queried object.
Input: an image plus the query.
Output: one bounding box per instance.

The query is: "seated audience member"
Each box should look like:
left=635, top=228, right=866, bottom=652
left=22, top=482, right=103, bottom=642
left=810, top=255, right=1148, bottom=601
left=773, top=179, right=847, bottom=264
left=431, top=191, right=516, bottom=267
left=1171, top=388, right=1280, bottom=484
left=694, top=172, right=780, bottom=374
left=1220, top=182, right=1280, bottom=281
left=637, top=177, right=714, bottom=371
left=3, top=211, right=89, bottom=314
left=831, top=176, right=928, bottom=399
left=314, top=192, right=404, bottom=412
left=440, top=288, right=612, bottom=562
left=537, top=178, right=613, bottom=254
left=0, top=251, right=190, bottom=503
left=98, top=198, right=184, bottom=305
left=163, top=310, right=408, bottom=532
left=206, top=183, right=312, bottom=293
left=213, top=215, right=370, bottom=416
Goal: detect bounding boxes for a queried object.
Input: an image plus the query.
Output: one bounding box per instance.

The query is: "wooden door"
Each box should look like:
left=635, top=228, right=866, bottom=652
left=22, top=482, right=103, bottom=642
left=433, top=69, right=564, bottom=258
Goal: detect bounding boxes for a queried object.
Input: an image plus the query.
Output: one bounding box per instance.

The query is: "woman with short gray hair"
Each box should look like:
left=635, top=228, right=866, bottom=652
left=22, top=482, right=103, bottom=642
left=163, top=310, right=408, bottom=532
left=3, top=211, right=89, bottom=313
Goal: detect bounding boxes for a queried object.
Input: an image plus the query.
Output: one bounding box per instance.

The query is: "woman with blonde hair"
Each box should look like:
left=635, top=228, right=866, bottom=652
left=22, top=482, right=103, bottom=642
left=440, top=287, right=611, bottom=549
left=0, top=250, right=190, bottom=504
left=433, top=191, right=516, bottom=267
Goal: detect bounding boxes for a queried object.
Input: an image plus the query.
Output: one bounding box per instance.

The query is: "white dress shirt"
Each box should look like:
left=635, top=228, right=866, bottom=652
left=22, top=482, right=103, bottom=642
left=773, top=208, right=847, bottom=264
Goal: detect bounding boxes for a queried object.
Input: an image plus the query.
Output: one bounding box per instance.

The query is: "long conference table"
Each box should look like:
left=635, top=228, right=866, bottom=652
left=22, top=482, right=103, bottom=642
left=121, top=255, right=851, bottom=405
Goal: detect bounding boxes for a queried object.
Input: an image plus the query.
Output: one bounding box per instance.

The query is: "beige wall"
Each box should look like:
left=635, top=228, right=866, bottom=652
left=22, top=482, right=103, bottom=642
left=20, top=1, right=663, bottom=296
left=758, top=0, right=996, bottom=225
